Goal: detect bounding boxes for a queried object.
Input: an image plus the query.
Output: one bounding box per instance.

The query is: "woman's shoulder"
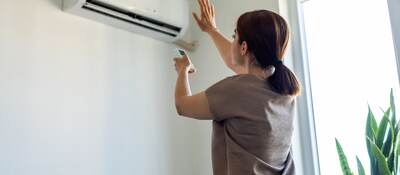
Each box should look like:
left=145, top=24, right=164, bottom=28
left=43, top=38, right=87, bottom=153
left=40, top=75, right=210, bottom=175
left=210, top=74, right=267, bottom=94
left=222, top=74, right=265, bottom=82
left=207, top=74, right=254, bottom=92
left=219, top=74, right=272, bottom=88
left=211, top=74, right=253, bottom=89
left=218, top=74, right=296, bottom=100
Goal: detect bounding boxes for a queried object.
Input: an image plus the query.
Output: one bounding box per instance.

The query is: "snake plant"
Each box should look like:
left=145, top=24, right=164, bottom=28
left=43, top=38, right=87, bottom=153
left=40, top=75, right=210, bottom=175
left=336, top=89, right=400, bottom=175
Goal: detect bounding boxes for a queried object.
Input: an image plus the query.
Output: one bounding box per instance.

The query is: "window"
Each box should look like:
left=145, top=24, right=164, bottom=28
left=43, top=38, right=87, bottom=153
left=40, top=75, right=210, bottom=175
left=289, top=0, right=400, bottom=174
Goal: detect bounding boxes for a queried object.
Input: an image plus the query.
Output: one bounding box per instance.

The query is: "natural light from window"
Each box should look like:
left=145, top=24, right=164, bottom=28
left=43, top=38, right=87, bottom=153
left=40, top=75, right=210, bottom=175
left=302, top=0, right=399, bottom=174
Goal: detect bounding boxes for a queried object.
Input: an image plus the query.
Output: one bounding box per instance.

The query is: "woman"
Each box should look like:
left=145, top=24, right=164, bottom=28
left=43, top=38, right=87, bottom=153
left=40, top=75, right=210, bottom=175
left=173, top=0, right=301, bottom=174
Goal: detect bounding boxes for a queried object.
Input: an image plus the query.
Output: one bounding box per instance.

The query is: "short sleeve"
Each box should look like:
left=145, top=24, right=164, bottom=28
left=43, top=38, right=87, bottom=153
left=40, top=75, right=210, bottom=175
left=205, top=76, right=244, bottom=121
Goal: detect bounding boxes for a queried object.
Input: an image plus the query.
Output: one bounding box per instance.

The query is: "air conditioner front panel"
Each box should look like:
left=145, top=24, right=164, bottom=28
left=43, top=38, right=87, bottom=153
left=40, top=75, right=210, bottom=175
left=62, top=0, right=189, bottom=43
left=95, top=0, right=187, bottom=27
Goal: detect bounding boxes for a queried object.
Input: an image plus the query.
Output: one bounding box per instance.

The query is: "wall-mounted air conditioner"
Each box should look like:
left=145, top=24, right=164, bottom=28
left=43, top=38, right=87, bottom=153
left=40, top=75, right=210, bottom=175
left=62, top=0, right=195, bottom=50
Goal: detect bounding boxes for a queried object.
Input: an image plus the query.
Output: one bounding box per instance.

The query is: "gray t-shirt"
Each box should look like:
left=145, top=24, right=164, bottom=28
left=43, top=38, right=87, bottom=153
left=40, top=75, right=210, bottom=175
left=205, top=74, right=296, bottom=175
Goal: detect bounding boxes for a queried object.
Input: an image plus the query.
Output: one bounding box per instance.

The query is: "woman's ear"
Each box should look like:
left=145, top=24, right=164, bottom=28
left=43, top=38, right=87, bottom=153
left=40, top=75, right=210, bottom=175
left=240, top=41, right=248, bottom=57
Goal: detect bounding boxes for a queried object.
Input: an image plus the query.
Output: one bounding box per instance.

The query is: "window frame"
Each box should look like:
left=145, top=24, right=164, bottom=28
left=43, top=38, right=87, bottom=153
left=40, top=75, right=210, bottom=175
left=388, top=0, right=400, bottom=83
left=286, top=0, right=400, bottom=174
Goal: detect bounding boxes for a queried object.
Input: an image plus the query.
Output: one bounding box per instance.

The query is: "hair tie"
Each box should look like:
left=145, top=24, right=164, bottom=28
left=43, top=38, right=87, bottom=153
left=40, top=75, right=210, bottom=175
left=274, top=60, right=283, bottom=66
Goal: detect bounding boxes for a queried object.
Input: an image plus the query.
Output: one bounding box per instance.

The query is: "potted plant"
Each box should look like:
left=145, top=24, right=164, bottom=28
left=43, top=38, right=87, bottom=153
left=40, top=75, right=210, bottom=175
left=336, top=89, right=400, bottom=175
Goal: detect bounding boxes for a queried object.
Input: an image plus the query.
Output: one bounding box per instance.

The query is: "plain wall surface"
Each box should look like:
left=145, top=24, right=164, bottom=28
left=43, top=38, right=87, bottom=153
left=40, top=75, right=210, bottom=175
left=0, top=0, right=209, bottom=174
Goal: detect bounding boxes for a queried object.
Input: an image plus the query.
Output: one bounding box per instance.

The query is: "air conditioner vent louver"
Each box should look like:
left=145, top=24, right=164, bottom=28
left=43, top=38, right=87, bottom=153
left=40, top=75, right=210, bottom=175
left=63, top=0, right=195, bottom=50
left=83, top=0, right=181, bottom=37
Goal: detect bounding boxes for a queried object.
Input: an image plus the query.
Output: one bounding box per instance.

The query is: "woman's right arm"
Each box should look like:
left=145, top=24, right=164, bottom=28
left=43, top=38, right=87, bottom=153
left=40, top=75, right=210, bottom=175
left=193, top=0, right=245, bottom=74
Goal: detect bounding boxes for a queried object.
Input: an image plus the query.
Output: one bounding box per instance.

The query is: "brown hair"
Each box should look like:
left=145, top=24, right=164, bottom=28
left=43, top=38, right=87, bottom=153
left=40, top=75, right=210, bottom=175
left=237, top=10, right=301, bottom=96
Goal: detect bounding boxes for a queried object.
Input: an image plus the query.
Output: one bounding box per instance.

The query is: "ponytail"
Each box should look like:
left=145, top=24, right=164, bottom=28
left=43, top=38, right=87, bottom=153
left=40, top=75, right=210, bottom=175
left=268, top=64, right=301, bottom=96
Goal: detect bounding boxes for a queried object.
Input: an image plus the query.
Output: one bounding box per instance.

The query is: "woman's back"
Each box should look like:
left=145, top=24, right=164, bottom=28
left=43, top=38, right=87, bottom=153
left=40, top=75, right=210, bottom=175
left=206, top=74, right=296, bottom=175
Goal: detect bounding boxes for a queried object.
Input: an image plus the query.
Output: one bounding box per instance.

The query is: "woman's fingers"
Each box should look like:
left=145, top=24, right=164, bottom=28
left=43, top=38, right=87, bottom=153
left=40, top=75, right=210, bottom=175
left=182, top=55, right=190, bottom=63
left=188, top=67, right=196, bottom=74
left=203, top=0, right=212, bottom=20
left=174, top=56, right=196, bottom=74
left=173, top=57, right=189, bottom=65
left=202, top=0, right=212, bottom=19
left=192, top=12, right=202, bottom=26
left=192, top=12, right=201, bottom=25
left=205, top=0, right=211, bottom=15
left=194, top=0, right=217, bottom=32
left=211, top=4, right=215, bottom=17
left=198, top=0, right=206, bottom=17
left=193, top=12, right=207, bottom=31
left=175, top=57, right=196, bottom=72
left=203, top=0, right=211, bottom=18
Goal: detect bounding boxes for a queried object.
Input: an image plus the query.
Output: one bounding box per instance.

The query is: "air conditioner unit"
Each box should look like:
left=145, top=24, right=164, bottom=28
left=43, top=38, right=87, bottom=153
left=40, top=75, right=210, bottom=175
left=62, top=0, right=195, bottom=50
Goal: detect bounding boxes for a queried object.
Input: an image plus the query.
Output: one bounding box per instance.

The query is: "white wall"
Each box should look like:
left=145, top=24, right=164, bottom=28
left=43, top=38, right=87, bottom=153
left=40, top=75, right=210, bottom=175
left=0, top=0, right=209, bottom=175
left=277, top=1, right=306, bottom=174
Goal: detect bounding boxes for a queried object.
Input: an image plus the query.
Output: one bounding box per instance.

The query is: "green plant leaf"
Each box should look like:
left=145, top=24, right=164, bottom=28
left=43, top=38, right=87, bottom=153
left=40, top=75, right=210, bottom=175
left=366, top=135, right=379, bottom=175
left=383, top=115, right=395, bottom=157
left=356, top=156, right=366, bottom=175
left=394, top=119, right=400, bottom=175
left=366, top=106, right=378, bottom=174
left=368, top=105, right=378, bottom=138
left=367, top=137, right=391, bottom=175
left=336, top=138, right=353, bottom=175
left=366, top=106, right=377, bottom=160
left=391, top=89, right=396, bottom=129
left=377, top=108, right=391, bottom=148
left=389, top=89, right=399, bottom=175
left=384, top=120, right=395, bottom=172
left=366, top=136, right=376, bottom=175
left=388, top=147, right=395, bottom=174
left=395, top=131, right=400, bottom=174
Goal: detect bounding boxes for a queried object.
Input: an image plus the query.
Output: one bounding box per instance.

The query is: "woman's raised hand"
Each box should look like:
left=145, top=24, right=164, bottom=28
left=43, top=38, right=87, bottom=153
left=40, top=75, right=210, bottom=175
left=174, top=56, right=196, bottom=74
left=192, top=0, right=217, bottom=33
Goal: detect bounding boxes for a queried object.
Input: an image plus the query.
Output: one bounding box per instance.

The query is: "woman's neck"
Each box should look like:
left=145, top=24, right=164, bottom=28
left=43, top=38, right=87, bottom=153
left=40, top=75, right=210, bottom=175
left=241, top=55, right=272, bottom=79
left=244, top=65, right=271, bottom=79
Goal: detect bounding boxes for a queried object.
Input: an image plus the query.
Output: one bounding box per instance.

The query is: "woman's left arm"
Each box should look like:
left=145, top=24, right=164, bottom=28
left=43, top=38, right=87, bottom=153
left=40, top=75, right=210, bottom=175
left=174, top=56, right=213, bottom=120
